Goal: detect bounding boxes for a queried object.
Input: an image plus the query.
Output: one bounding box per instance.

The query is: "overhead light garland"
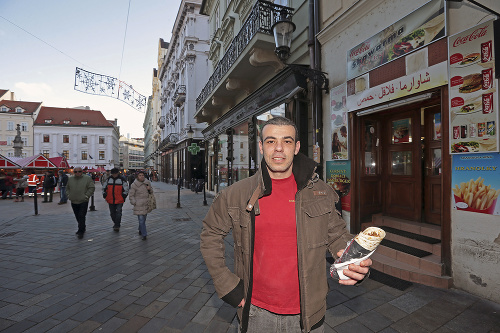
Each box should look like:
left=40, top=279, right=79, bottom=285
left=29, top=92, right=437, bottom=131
left=74, top=67, right=146, bottom=112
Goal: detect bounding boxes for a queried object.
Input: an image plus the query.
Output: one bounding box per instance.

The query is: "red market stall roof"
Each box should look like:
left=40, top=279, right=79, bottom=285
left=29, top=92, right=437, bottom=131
left=0, top=154, right=21, bottom=169
left=49, top=156, right=70, bottom=169
left=9, top=154, right=57, bottom=169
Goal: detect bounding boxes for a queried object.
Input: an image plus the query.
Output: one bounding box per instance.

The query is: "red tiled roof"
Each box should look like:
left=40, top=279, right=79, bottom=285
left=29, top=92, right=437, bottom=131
left=35, top=107, right=113, bottom=127
left=0, top=100, right=42, bottom=114
left=0, top=90, right=9, bottom=98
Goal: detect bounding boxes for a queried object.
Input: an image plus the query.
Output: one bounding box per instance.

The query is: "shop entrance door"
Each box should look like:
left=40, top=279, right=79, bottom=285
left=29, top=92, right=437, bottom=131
left=358, top=104, right=442, bottom=224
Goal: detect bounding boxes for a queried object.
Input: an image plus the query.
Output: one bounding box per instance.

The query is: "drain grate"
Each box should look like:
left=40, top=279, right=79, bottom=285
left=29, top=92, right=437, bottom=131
left=0, top=231, right=20, bottom=238
left=173, top=218, right=192, bottom=222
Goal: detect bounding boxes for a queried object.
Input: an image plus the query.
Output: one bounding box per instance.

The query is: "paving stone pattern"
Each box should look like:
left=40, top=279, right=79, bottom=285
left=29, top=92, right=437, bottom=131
left=0, top=182, right=499, bottom=332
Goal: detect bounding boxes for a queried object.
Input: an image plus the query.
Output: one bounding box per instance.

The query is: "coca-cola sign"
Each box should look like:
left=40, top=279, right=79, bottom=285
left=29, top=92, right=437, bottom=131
left=452, top=26, right=488, bottom=47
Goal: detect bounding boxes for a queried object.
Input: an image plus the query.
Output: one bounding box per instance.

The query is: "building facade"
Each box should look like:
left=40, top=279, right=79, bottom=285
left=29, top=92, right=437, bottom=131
left=318, top=0, right=500, bottom=301
left=0, top=96, right=42, bottom=158
left=157, top=0, right=210, bottom=186
left=34, top=106, right=120, bottom=170
left=194, top=0, right=317, bottom=193
left=119, top=136, right=145, bottom=171
left=143, top=96, right=154, bottom=170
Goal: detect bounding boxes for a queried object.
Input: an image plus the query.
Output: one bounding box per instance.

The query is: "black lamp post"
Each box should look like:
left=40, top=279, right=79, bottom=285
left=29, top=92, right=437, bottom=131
left=272, top=9, right=296, bottom=62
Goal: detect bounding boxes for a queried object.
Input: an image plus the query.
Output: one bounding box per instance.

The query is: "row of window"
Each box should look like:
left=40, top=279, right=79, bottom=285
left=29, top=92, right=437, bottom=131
left=0, top=106, right=24, bottom=113
left=42, top=135, right=106, bottom=144
left=41, top=150, right=106, bottom=160
left=0, top=136, right=29, bottom=145
left=0, top=122, right=29, bottom=131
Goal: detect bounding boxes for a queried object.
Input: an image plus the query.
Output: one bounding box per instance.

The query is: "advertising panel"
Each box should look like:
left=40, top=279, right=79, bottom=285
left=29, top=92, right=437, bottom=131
left=347, top=0, right=445, bottom=80
left=330, top=84, right=348, bottom=160
left=326, top=161, right=351, bottom=212
left=449, top=20, right=499, bottom=154
left=452, top=153, right=500, bottom=215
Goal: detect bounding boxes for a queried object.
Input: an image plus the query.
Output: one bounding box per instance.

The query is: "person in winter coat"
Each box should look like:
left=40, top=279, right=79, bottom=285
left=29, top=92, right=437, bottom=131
left=42, top=170, right=57, bottom=202
left=14, top=174, right=28, bottom=202
left=200, top=117, right=372, bottom=333
left=103, top=168, right=129, bottom=231
left=67, top=167, right=95, bottom=239
left=58, top=170, right=69, bottom=204
left=129, top=171, right=153, bottom=240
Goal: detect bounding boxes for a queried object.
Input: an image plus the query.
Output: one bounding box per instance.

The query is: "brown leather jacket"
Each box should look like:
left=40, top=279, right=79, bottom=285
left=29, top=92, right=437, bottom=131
left=200, top=153, right=352, bottom=332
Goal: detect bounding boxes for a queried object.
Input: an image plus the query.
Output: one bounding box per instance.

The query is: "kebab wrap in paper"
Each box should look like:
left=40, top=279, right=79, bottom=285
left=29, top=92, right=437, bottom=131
left=330, top=227, right=386, bottom=280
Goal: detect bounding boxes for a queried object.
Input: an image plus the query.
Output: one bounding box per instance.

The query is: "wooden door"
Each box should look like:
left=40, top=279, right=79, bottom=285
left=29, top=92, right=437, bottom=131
left=423, top=106, right=442, bottom=225
left=383, top=110, right=422, bottom=220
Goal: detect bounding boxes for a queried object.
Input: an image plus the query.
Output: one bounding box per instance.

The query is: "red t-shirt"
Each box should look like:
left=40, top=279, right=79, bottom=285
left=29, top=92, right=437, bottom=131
left=251, top=174, right=300, bottom=314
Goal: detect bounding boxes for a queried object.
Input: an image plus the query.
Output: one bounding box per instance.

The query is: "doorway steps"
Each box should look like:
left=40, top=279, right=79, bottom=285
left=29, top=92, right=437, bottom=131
left=361, top=214, right=453, bottom=289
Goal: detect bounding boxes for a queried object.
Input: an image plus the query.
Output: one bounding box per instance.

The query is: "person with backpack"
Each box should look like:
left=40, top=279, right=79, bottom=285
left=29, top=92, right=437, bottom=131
left=103, top=168, right=129, bottom=231
left=42, top=170, right=57, bottom=203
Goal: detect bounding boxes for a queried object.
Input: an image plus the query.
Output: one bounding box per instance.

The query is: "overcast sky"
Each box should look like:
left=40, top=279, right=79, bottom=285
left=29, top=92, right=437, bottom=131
left=0, top=0, right=180, bottom=138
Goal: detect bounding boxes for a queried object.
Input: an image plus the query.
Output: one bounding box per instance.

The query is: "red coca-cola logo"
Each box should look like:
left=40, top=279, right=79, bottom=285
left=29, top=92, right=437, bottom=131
left=450, top=53, right=463, bottom=65
left=453, top=26, right=488, bottom=47
left=451, top=97, right=465, bottom=107
left=481, top=41, right=492, bottom=62
left=482, top=68, right=493, bottom=90
left=482, top=93, right=493, bottom=113
left=450, top=76, right=464, bottom=87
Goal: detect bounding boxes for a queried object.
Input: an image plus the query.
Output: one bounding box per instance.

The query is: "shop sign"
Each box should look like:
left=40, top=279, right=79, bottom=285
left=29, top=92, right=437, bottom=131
left=347, top=0, right=445, bottom=80
left=326, top=161, right=351, bottom=213
left=452, top=153, right=500, bottom=215
left=448, top=20, right=498, bottom=154
left=329, top=83, right=348, bottom=160
left=346, top=61, right=448, bottom=111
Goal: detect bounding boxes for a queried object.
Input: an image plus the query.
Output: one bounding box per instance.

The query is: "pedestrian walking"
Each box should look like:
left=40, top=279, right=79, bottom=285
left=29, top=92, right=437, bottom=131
left=42, top=170, right=57, bottom=202
left=58, top=170, right=69, bottom=204
left=129, top=171, right=154, bottom=240
left=1, top=172, right=14, bottom=199
left=103, top=168, right=129, bottom=232
left=200, top=117, right=372, bottom=333
left=0, top=172, right=7, bottom=199
left=14, top=174, right=28, bottom=202
left=100, top=170, right=110, bottom=186
left=127, top=172, right=136, bottom=186
left=67, top=167, right=95, bottom=239
left=27, top=171, right=40, bottom=197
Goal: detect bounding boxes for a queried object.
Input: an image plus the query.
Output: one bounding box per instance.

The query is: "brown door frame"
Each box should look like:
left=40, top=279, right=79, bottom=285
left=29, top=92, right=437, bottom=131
left=350, top=87, right=451, bottom=274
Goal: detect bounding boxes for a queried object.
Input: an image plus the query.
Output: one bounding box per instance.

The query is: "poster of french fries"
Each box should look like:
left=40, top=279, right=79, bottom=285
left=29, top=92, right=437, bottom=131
left=452, top=153, right=500, bottom=215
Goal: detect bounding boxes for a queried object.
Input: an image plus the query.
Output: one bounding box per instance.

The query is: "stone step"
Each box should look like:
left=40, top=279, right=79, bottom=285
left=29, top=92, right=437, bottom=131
left=377, top=244, right=444, bottom=275
left=371, top=252, right=452, bottom=289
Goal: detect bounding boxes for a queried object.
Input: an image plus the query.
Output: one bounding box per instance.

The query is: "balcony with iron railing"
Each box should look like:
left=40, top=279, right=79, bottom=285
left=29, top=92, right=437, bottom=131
left=173, top=85, right=187, bottom=107
left=195, top=0, right=294, bottom=118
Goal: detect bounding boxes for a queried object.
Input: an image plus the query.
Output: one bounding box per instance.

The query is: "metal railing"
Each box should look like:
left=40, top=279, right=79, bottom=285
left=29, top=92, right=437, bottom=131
left=196, top=0, right=294, bottom=111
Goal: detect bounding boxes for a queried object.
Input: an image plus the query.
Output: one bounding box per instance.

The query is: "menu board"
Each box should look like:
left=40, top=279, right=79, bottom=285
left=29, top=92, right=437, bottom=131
left=448, top=20, right=498, bottom=154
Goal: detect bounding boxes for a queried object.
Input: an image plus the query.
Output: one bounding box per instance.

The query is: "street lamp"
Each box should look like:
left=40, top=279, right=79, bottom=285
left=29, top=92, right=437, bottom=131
left=187, top=125, right=194, bottom=139
left=272, top=9, right=296, bottom=62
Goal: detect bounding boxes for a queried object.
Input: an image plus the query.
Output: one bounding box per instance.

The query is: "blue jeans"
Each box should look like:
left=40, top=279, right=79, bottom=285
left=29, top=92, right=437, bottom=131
left=108, top=203, right=123, bottom=226
left=138, top=215, right=147, bottom=236
left=241, top=304, right=324, bottom=333
left=71, top=201, right=89, bottom=233
left=59, top=187, right=67, bottom=203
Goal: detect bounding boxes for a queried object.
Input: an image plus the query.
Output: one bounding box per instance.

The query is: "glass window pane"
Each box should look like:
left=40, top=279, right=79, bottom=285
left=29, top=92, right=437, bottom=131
left=233, top=123, right=249, bottom=182
left=392, top=118, right=412, bottom=143
left=432, top=149, right=441, bottom=175
left=364, top=121, right=378, bottom=175
left=217, top=134, right=228, bottom=191
left=391, top=151, right=412, bottom=175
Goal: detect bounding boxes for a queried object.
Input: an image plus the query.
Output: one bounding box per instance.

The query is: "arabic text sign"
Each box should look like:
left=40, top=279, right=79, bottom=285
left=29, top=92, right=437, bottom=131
left=448, top=20, right=498, bottom=154
left=347, top=0, right=445, bottom=80
left=346, top=61, right=448, bottom=111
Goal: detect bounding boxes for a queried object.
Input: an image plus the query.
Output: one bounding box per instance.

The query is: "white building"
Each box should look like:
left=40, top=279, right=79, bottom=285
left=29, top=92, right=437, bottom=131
left=157, top=0, right=210, bottom=184
left=33, top=106, right=120, bottom=169
left=119, top=136, right=144, bottom=171
left=0, top=90, right=42, bottom=158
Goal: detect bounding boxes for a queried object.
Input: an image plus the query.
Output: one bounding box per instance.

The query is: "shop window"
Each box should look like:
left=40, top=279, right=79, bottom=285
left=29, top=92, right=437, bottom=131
left=363, top=121, right=379, bottom=175
left=431, top=149, right=442, bottom=175
left=81, top=136, right=87, bottom=144
left=63, top=135, right=70, bottom=143
left=81, top=151, right=88, bottom=160
left=233, top=122, right=249, bottom=182
left=217, top=134, right=229, bottom=190
left=391, top=151, right=412, bottom=175
left=99, top=136, right=105, bottom=144
left=99, top=151, right=105, bottom=160
left=43, top=134, right=50, bottom=142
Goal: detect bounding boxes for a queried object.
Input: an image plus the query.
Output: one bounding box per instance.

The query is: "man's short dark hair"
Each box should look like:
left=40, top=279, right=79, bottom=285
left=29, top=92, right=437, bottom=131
left=111, top=168, right=119, bottom=174
left=260, top=116, right=299, bottom=142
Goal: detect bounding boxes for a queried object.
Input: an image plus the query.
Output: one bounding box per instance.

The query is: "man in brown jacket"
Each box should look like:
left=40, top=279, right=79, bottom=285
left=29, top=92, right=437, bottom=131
left=200, top=117, right=372, bottom=333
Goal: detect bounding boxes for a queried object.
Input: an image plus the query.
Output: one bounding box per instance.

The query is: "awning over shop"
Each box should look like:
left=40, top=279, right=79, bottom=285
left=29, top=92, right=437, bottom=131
left=10, top=154, right=58, bottom=169
left=49, top=156, right=70, bottom=169
left=0, top=154, right=21, bottom=169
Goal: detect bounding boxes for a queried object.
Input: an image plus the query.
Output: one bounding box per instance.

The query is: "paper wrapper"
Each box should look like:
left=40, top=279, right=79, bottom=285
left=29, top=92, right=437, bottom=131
left=330, top=227, right=386, bottom=280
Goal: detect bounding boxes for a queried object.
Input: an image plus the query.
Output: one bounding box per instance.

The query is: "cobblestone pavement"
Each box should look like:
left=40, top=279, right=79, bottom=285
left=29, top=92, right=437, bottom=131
left=0, top=181, right=499, bottom=332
